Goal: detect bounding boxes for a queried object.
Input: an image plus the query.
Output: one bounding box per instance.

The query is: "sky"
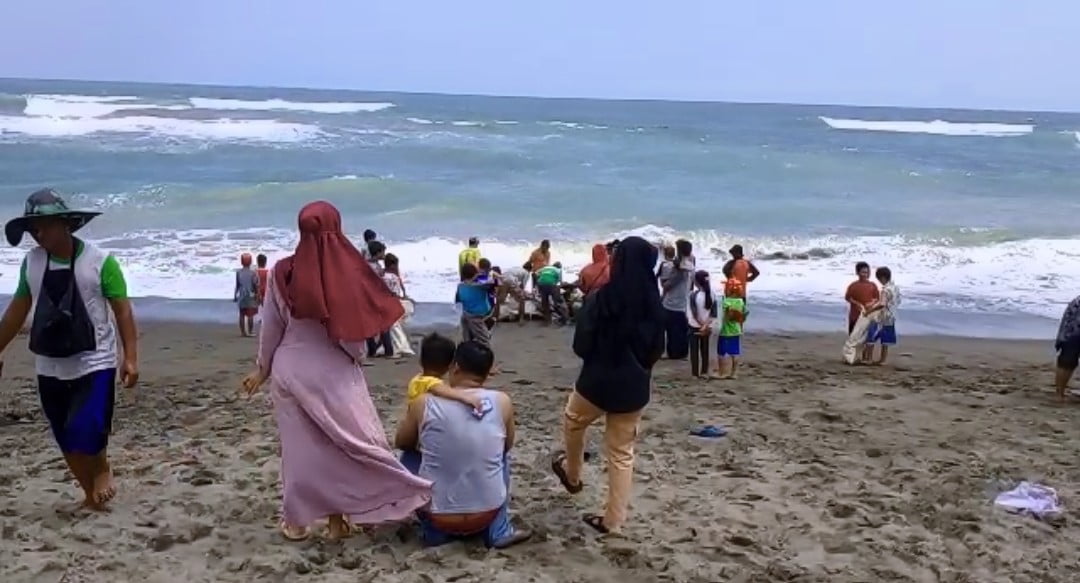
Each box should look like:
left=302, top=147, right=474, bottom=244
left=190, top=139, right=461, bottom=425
left=2, top=0, right=1078, bottom=111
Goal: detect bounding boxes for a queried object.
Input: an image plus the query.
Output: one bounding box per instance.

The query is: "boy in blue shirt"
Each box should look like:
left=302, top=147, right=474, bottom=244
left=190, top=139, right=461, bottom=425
left=456, top=263, right=493, bottom=348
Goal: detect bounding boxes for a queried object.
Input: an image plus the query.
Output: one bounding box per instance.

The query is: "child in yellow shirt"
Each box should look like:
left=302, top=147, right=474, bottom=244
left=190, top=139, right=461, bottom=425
left=408, top=333, right=485, bottom=413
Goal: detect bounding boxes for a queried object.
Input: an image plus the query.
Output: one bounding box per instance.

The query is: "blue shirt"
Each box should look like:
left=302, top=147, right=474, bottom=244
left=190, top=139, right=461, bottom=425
left=476, top=271, right=497, bottom=305
left=456, top=282, right=492, bottom=316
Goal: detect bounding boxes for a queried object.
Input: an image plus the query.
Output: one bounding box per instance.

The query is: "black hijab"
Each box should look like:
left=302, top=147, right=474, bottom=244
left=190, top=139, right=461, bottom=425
left=594, top=236, right=665, bottom=333
left=574, top=236, right=665, bottom=412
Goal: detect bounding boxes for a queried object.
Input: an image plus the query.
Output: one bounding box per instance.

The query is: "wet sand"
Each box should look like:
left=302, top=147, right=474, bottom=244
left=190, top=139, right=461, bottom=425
left=1, top=322, right=1079, bottom=582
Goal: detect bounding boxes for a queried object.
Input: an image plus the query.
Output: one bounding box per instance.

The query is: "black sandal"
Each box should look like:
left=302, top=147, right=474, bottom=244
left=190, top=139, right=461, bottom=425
left=550, top=452, right=584, bottom=494
left=582, top=515, right=610, bottom=534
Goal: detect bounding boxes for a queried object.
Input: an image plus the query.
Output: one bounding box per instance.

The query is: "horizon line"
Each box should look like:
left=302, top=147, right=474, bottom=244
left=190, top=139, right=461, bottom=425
left=0, top=75, right=1076, bottom=116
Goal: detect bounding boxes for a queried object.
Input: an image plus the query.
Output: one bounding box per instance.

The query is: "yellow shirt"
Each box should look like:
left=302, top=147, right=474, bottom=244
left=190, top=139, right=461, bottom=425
left=407, top=374, right=443, bottom=402
left=458, top=247, right=481, bottom=269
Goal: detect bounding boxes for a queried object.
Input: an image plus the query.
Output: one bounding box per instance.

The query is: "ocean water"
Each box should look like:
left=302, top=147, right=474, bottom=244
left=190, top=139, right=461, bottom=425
left=1, top=78, right=1078, bottom=337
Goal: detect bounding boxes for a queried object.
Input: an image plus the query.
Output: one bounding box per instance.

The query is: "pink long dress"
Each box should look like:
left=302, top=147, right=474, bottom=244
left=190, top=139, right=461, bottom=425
left=258, top=276, right=432, bottom=527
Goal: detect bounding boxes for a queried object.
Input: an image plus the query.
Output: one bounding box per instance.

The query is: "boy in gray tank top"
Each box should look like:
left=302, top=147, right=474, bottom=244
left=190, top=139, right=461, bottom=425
left=394, top=341, right=531, bottom=548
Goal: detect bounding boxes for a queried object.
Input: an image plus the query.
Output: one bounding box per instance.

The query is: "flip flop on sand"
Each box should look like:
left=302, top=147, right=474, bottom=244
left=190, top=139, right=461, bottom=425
left=550, top=452, right=584, bottom=494
left=279, top=521, right=311, bottom=542
left=689, top=425, right=728, bottom=438
left=582, top=515, right=610, bottom=534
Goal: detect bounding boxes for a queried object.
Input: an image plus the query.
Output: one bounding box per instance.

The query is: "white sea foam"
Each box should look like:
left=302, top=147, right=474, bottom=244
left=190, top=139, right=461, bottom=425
left=819, top=116, right=1034, bottom=137
left=450, top=120, right=484, bottom=127
left=4, top=93, right=324, bottom=142
left=0, top=114, right=321, bottom=142
left=407, top=117, right=435, bottom=124
left=1, top=225, right=1075, bottom=320
left=22, top=94, right=187, bottom=118
left=188, top=97, right=394, bottom=114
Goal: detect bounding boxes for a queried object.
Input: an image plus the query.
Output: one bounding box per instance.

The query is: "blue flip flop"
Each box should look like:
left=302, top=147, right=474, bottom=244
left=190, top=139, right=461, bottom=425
left=690, top=425, right=727, bottom=438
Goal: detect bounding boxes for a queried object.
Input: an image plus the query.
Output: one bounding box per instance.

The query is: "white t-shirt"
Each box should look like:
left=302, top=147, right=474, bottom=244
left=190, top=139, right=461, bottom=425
left=686, top=289, right=712, bottom=329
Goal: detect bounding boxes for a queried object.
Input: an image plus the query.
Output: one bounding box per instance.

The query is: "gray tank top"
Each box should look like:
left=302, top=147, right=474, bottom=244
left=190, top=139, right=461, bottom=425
left=418, top=389, right=507, bottom=514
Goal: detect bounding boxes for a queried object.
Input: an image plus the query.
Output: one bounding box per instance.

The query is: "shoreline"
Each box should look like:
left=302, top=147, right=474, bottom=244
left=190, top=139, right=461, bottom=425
left=4, top=294, right=1054, bottom=341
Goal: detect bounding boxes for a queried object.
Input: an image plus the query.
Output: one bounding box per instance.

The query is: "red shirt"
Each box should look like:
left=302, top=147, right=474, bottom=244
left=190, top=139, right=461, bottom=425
left=845, top=280, right=879, bottom=323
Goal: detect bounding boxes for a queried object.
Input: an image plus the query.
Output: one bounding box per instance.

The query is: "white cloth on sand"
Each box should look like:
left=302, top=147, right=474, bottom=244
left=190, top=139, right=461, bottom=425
left=994, top=482, right=1062, bottom=516
left=842, top=311, right=880, bottom=364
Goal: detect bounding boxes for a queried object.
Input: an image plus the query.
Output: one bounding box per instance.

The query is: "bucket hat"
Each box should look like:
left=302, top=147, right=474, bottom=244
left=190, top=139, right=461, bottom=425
left=5, top=189, right=101, bottom=246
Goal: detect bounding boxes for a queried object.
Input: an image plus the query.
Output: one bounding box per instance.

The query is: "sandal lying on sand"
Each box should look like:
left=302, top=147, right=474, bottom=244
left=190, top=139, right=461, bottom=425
left=279, top=521, right=312, bottom=542
left=689, top=425, right=727, bottom=438
left=582, top=515, right=610, bottom=534
left=550, top=452, right=584, bottom=494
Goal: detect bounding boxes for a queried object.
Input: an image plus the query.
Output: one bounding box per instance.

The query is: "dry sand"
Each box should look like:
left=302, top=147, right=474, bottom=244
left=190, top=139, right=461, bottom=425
left=2, top=322, right=1080, bottom=582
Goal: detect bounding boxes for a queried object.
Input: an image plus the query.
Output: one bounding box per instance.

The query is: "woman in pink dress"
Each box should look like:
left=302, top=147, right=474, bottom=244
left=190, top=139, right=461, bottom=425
left=241, top=201, right=431, bottom=541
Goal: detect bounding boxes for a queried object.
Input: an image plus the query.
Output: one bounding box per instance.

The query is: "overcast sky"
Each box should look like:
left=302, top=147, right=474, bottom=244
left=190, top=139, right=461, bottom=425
left=2, top=0, right=1077, bottom=111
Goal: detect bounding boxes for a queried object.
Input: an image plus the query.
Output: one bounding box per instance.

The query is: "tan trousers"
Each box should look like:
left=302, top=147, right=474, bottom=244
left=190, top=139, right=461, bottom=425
left=563, top=391, right=643, bottom=530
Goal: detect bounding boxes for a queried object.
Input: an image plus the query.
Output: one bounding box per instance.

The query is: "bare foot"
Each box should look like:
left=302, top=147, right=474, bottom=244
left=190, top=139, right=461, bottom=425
left=90, top=463, right=116, bottom=508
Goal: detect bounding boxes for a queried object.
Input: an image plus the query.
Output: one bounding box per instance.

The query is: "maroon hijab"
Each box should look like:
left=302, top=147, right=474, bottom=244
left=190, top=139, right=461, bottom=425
left=273, top=201, right=403, bottom=341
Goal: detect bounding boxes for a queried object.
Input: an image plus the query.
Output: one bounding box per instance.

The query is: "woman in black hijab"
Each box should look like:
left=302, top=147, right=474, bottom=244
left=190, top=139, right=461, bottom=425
left=550, top=236, right=665, bottom=534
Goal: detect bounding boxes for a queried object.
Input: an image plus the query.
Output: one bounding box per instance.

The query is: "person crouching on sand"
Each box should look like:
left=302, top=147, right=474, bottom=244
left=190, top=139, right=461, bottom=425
left=551, top=236, right=665, bottom=535
left=1053, top=295, right=1080, bottom=403
left=0, top=188, right=139, bottom=510
left=235, top=253, right=260, bottom=337
left=241, top=201, right=430, bottom=541
left=395, top=341, right=532, bottom=548
left=862, top=267, right=900, bottom=365
left=494, top=263, right=530, bottom=324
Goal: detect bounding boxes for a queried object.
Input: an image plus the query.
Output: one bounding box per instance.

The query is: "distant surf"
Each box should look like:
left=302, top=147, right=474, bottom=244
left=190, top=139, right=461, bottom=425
left=0, top=93, right=396, bottom=143
left=819, top=116, right=1034, bottom=137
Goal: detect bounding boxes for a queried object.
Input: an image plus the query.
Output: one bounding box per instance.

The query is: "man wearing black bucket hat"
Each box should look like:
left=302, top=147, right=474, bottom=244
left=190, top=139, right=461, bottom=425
left=0, top=188, right=139, bottom=511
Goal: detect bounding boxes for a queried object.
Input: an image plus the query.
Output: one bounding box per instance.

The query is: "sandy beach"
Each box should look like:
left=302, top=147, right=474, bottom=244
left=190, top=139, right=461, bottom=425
left=1, top=321, right=1079, bottom=582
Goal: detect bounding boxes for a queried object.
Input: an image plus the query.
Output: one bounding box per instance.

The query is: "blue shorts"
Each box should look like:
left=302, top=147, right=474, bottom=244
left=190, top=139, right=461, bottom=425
left=866, top=322, right=897, bottom=345
left=718, top=336, right=741, bottom=356
left=37, top=368, right=116, bottom=455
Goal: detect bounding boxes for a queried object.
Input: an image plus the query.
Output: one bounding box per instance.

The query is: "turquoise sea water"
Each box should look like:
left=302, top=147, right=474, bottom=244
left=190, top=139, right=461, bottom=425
left=1, top=78, right=1077, bottom=337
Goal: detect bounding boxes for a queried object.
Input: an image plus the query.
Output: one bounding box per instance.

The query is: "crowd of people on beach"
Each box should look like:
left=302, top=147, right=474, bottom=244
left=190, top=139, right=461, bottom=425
left=5, top=187, right=1080, bottom=550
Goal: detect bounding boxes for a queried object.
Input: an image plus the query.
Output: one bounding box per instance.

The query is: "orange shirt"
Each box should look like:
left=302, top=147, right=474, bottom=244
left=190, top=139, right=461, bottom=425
left=845, top=280, right=879, bottom=323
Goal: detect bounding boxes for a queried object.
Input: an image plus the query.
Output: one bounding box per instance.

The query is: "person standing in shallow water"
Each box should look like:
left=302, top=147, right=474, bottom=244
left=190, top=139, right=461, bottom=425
left=550, top=236, right=665, bottom=534
left=0, top=189, right=139, bottom=510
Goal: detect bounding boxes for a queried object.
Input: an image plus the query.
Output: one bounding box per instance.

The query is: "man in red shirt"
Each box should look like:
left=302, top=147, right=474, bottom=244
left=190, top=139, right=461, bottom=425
left=844, top=261, right=879, bottom=334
